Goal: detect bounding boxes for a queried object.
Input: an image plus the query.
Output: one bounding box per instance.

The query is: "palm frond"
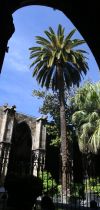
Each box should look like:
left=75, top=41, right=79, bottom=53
left=37, top=65, right=47, bottom=83
left=36, top=36, right=51, bottom=46
left=41, top=70, right=49, bottom=87
left=71, top=39, right=85, bottom=48
left=72, top=81, right=100, bottom=154
left=45, top=66, right=55, bottom=89
left=47, top=56, right=55, bottom=68
left=57, top=24, right=64, bottom=45
left=29, top=25, right=88, bottom=91
left=30, top=51, right=43, bottom=59
left=45, top=30, right=58, bottom=47
left=52, top=68, right=58, bottom=91
left=29, top=46, right=43, bottom=52
left=72, top=111, right=87, bottom=126
left=49, top=27, right=56, bottom=36
left=76, top=49, right=88, bottom=54
left=90, top=124, right=100, bottom=153
left=64, top=62, right=81, bottom=87
left=30, top=56, right=42, bottom=68
left=32, top=61, right=45, bottom=76
left=64, top=29, right=76, bottom=46
left=57, top=24, right=64, bottom=37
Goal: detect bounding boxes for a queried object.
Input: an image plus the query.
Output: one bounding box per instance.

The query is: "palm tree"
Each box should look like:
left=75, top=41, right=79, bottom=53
left=72, top=81, right=100, bottom=154
left=29, top=25, right=88, bottom=195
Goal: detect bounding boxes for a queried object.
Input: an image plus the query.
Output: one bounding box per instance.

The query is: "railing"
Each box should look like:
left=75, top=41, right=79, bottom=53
left=0, top=155, right=100, bottom=210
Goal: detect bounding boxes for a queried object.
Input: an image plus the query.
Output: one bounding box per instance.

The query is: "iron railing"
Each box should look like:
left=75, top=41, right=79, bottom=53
left=0, top=155, right=100, bottom=209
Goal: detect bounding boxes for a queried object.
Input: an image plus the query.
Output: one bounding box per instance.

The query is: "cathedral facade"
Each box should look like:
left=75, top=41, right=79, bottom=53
left=0, top=104, right=46, bottom=184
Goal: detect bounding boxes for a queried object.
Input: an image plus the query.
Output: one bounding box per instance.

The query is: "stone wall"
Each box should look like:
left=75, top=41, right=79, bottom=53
left=0, top=107, right=3, bottom=132
left=0, top=105, right=46, bottom=181
left=0, top=105, right=46, bottom=151
left=15, top=112, right=37, bottom=150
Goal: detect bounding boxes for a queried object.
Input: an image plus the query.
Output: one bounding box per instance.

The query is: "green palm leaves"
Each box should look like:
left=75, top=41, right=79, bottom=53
left=29, top=24, right=88, bottom=91
left=72, top=82, right=100, bottom=154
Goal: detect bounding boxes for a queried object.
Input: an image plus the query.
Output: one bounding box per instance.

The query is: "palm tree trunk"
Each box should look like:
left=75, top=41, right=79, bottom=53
left=57, top=65, right=70, bottom=198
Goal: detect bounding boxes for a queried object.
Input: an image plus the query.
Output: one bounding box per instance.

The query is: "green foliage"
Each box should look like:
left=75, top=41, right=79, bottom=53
left=71, top=81, right=100, bottom=112
left=85, top=177, right=100, bottom=196
left=29, top=25, right=88, bottom=91
left=70, top=177, right=100, bottom=199
left=32, top=88, right=73, bottom=128
left=32, top=89, right=73, bottom=146
left=32, top=89, right=61, bottom=146
left=70, top=182, right=85, bottom=199
left=46, top=123, right=60, bottom=146
left=32, top=89, right=60, bottom=125
left=39, top=171, right=60, bottom=196
left=32, top=89, right=45, bottom=98
left=72, top=81, right=100, bottom=153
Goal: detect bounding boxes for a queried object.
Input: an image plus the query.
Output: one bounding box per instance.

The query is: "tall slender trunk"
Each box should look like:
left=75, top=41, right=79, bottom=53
left=57, top=65, right=70, bottom=198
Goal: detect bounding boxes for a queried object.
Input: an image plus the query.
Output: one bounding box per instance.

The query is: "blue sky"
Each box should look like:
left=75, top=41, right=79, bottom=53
left=0, top=6, right=100, bottom=117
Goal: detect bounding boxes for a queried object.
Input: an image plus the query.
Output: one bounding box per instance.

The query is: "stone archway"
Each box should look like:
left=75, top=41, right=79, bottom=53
left=7, top=121, right=32, bottom=176
left=0, top=0, right=100, bottom=73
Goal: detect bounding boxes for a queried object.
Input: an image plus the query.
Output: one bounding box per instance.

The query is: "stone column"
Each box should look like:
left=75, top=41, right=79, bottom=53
left=0, top=105, right=16, bottom=183
left=32, top=118, right=42, bottom=176
left=32, top=117, right=46, bottom=176
left=0, top=107, right=8, bottom=144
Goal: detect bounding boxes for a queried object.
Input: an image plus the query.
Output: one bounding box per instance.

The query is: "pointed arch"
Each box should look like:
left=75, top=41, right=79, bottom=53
left=0, top=0, right=100, bottom=72
left=7, top=121, right=32, bottom=175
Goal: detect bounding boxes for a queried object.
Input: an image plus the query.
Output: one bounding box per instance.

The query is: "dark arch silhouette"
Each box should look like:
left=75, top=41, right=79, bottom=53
left=0, top=1, right=100, bottom=73
left=7, top=121, right=32, bottom=175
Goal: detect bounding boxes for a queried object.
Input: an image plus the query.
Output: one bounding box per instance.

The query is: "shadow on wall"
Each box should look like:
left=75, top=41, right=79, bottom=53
left=7, top=121, right=32, bottom=175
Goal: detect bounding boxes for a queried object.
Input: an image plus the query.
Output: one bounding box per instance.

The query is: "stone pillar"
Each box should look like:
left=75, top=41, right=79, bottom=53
left=0, top=104, right=16, bottom=183
left=32, top=118, right=42, bottom=176
left=0, top=107, right=8, bottom=143
left=32, top=117, right=47, bottom=176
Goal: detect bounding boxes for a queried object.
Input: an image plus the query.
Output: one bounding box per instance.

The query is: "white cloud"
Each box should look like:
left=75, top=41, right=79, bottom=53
left=8, top=56, right=29, bottom=72
left=6, top=34, right=31, bottom=73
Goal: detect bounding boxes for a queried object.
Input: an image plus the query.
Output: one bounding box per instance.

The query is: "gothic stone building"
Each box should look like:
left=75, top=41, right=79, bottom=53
left=0, top=104, right=46, bottom=183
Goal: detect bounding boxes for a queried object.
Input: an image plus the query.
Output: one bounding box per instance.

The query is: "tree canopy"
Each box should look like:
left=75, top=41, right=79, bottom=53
left=72, top=81, right=100, bottom=154
left=29, top=25, right=88, bottom=91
